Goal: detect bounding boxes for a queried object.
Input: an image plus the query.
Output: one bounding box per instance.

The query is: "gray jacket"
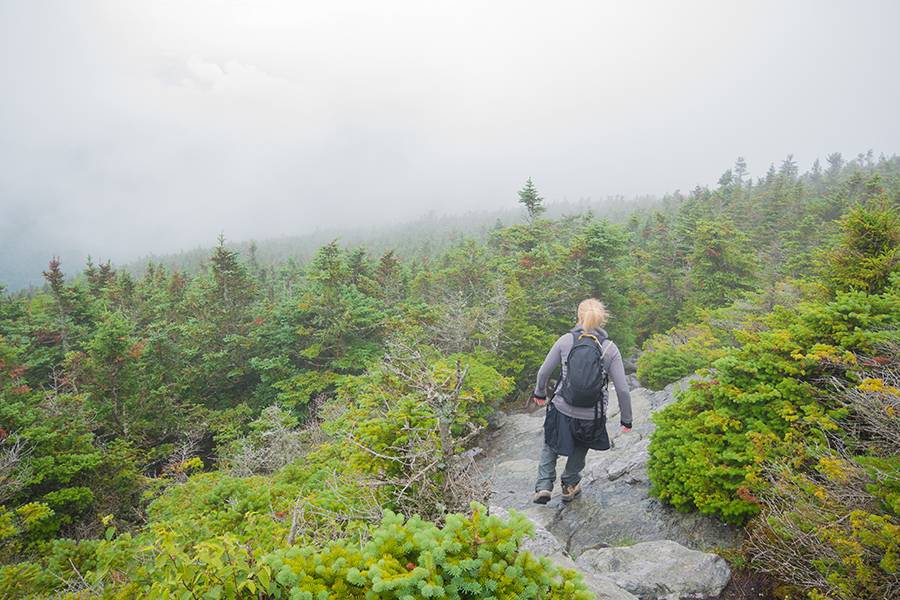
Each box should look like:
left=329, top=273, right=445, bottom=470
left=534, top=327, right=633, bottom=427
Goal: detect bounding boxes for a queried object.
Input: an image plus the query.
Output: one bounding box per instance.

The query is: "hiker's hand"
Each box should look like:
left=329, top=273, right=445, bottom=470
left=621, top=426, right=631, bottom=433
left=532, top=395, right=547, bottom=407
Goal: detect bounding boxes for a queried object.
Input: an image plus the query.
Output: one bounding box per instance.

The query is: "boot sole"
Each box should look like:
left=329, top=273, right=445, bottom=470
left=533, top=494, right=552, bottom=505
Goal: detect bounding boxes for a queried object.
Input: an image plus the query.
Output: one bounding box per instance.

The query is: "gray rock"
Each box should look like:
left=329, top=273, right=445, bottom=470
left=480, top=376, right=740, bottom=555
left=605, top=438, right=650, bottom=481
left=490, top=506, right=638, bottom=600
left=580, top=574, right=641, bottom=600
left=606, top=385, right=652, bottom=425
left=646, top=375, right=703, bottom=410
left=576, top=540, right=731, bottom=599
left=626, top=373, right=641, bottom=390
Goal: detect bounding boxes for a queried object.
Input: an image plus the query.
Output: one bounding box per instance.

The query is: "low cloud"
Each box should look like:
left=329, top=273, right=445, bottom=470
left=1, top=0, right=898, bottom=289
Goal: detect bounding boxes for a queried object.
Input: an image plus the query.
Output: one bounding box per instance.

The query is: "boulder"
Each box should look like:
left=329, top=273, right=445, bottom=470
left=580, top=574, right=642, bottom=600
left=576, top=540, right=731, bottom=600
left=490, top=506, right=638, bottom=600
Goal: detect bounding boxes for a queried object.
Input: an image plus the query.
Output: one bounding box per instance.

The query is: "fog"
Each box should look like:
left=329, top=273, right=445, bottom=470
left=2, top=0, right=899, bottom=289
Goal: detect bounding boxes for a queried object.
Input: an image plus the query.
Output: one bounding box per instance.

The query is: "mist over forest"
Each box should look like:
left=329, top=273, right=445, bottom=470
left=1, top=2, right=899, bottom=599
left=3, top=1, right=899, bottom=291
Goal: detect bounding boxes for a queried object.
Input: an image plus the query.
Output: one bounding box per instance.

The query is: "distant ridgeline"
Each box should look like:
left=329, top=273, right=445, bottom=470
left=0, top=152, right=897, bottom=598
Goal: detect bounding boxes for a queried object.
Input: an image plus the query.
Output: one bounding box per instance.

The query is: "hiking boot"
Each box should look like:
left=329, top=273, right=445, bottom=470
left=561, top=482, right=582, bottom=503
left=532, top=490, right=552, bottom=505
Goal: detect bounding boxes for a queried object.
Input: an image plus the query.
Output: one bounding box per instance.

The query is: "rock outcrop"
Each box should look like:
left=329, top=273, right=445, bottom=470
left=480, top=376, right=737, bottom=599
left=576, top=541, right=732, bottom=600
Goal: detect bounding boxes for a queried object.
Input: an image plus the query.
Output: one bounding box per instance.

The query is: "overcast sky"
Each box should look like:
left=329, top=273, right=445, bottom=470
left=2, top=0, right=899, bottom=288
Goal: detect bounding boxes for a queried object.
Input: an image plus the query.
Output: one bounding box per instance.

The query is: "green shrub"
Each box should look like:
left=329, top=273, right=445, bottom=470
left=745, top=356, right=899, bottom=599
left=261, top=506, right=592, bottom=599
left=0, top=505, right=591, bottom=599
left=648, top=288, right=899, bottom=524
left=818, top=201, right=898, bottom=295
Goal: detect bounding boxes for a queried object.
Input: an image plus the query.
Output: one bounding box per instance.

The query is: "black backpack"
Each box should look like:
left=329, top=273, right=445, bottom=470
left=560, top=332, right=608, bottom=409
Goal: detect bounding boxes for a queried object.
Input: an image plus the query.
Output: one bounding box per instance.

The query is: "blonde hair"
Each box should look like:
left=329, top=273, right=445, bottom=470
left=577, top=298, right=608, bottom=330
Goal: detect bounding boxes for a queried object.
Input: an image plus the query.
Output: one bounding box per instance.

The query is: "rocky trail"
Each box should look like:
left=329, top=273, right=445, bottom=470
left=477, top=377, right=741, bottom=599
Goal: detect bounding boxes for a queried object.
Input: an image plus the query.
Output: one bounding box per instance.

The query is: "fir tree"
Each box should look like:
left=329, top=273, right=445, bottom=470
left=826, top=152, right=844, bottom=179
left=778, top=154, right=798, bottom=180
left=819, top=200, right=898, bottom=295
left=518, top=177, right=545, bottom=221
left=209, top=234, right=255, bottom=308
left=97, top=260, right=114, bottom=290
left=733, top=156, right=748, bottom=186
left=42, top=256, right=70, bottom=352
left=683, top=219, right=758, bottom=315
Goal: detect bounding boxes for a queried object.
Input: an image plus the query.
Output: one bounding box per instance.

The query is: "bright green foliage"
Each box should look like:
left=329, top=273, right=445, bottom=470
left=0, top=505, right=591, bottom=598
left=635, top=281, right=806, bottom=390
left=260, top=506, right=591, bottom=599
left=0, top=334, right=108, bottom=556
left=649, top=202, right=900, bottom=524
left=649, top=286, right=899, bottom=524
left=819, top=201, right=899, bottom=295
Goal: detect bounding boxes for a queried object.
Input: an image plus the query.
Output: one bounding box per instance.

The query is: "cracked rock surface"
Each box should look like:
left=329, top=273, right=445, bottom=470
left=480, top=376, right=738, bottom=599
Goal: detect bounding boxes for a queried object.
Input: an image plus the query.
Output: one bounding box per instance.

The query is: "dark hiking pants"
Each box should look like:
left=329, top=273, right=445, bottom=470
left=534, top=442, right=588, bottom=491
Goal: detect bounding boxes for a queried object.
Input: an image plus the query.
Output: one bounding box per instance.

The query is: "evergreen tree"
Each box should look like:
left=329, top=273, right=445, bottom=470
left=568, top=219, right=636, bottom=349
left=347, top=247, right=373, bottom=287
left=826, top=152, right=844, bottom=179
left=819, top=200, right=898, bottom=295
left=247, top=239, right=260, bottom=278
left=41, top=257, right=71, bottom=352
left=634, top=212, right=686, bottom=335
left=518, top=177, right=545, bottom=221
left=778, top=154, right=798, bottom=180
left=209, top=234, right=255, bottom=309
left=683, top=219, right=758, bottom=315
left=733, top=156, right=748, bottom=186
left=809, top=157, right=823, bottom=191
left=97, top=260, right=114, bottom=290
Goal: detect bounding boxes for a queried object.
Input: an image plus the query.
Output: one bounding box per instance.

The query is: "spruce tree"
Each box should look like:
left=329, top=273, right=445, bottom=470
left=778, top=154, right=798, bottom=180
left=733, top=156, right=748, bottom=185
left=819, top=200, right=898, bottom=295
left=209, top=234, right=255, bottom=309
left=518, top=177, right=545, bottom=221
left=826, top=152, right=844, bottom=179
left=683, top=219, right=758, bottom=315
left=42, top=257, right=70, bottom=352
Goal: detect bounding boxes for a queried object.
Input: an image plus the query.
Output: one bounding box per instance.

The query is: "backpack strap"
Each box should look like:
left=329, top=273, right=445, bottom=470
left=578, top=332, right=605, bottom=353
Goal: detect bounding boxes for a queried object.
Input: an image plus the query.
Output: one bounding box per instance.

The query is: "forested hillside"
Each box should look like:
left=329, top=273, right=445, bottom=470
left=1, top=153, right=898, bottom=599
left=117, top=194, right=661, bottom=290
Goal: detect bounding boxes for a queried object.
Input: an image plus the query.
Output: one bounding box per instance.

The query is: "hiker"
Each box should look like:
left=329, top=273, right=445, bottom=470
left=532, top=298, right=632, bottom=504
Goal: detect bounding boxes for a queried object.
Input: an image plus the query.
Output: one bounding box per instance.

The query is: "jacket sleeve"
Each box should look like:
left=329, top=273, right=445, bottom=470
left=534, top=337, right=563, bottom=398
left=606, top=343, right=633, bottom=428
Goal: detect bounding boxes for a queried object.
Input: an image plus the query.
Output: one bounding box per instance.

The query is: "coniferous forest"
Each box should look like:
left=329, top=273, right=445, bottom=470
left=1, top=153, right=898, bottom=598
